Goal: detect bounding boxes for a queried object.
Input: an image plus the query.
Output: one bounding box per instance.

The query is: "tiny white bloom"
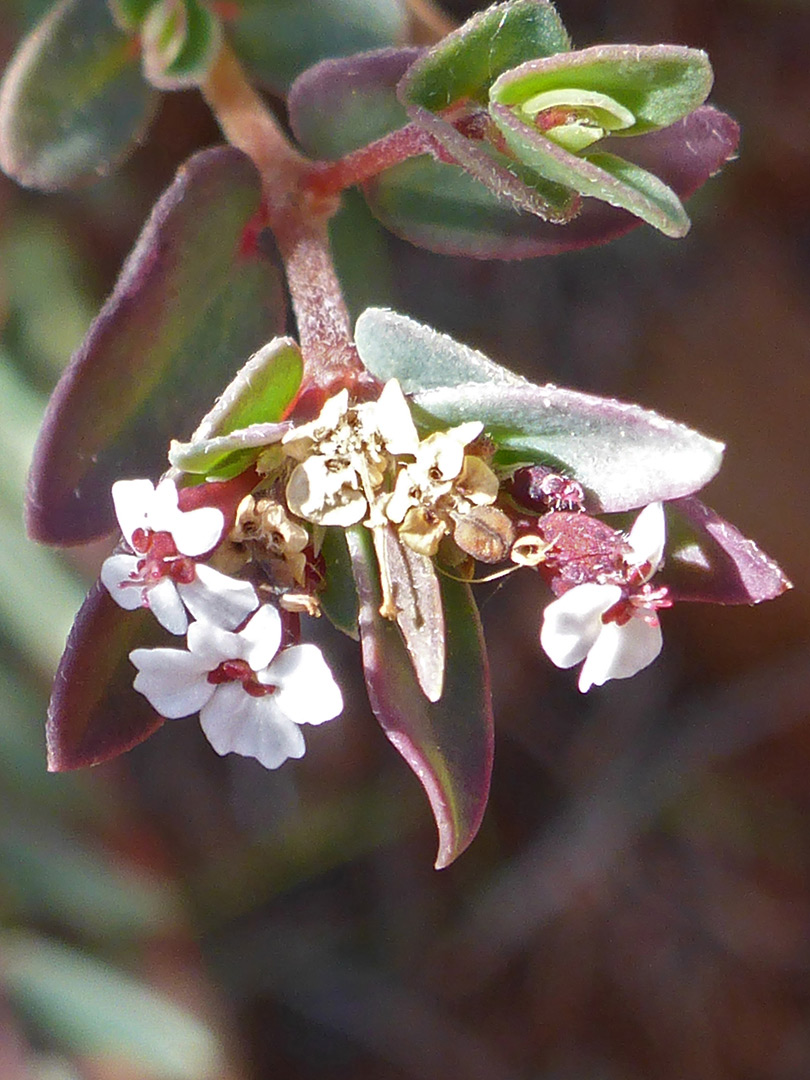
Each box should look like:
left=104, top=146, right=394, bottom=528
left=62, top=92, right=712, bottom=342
left=101, top=478, right=257, bottom=634
left=540, top=502, right=668, bottom=692
left=130, top=605, right=343, bottom=770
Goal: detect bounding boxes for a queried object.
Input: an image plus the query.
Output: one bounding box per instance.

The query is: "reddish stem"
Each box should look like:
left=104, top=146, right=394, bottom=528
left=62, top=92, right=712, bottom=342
left=304, top=123, right=439, bottom=198
left=201, top=45, right=366, bottom=394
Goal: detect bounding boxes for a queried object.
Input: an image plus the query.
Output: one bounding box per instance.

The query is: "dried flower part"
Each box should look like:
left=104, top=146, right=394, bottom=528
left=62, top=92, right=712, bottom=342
left=385, top=422, right=501, bottom=559
left=282, top=380, right=419, bottom=527
left=510, top=533, right=554, bottom=567
left=397, top=505, right=449, bottom=558
left=232, top=495, right=309, bottom=584
left=453, top=505, right=515, bottom=564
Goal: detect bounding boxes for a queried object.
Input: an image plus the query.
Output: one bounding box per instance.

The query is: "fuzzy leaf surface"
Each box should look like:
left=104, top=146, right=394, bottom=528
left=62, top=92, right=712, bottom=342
left=169, top=337, right=303, bottom=478
left=26, top=147, right=285, bottom=546
left=662, top=497, right=791, bottom=604
left=490, top=102, right=689, bottom=236
left=0, top=0, right=158, bottom=190
left=46, top=582, right=165, bottom=771
left=489, top=44, right=713, bottom=135
left=355, top=307, right=523, bottom=394
left=348, top=528, right=493, bottom=869
left=371, top=106, right=738, bottom=257
left=399, top=0, right=570, bottom=110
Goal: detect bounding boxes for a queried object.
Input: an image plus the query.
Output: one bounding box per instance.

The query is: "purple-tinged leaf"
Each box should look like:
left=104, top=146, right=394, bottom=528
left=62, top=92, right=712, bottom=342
left=405, top=103, right=577, bottom=221
left=366, top=105, right=737, bottom=258
left=373, top=524, right=445, bottom=702
left=662, top=497, right=792, bottom=605
left=356, top=307, right=724, bottom=511
left=26, top=146, right=285, bottom=547
left=348, top=527, right=493, bottom=869
left=414, top=383, right=723, bottom=514
left=289, top=47, right=422, bottom=159
left=0, top=0, right=158, bottom=190
left=489, top=102, right=689, bottom=236
left=399, top=0, right=570, bottom=112
left=47, top=582, right=165, bottom=771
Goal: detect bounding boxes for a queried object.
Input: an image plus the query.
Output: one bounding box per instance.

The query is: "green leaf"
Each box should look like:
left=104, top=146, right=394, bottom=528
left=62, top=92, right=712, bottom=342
left=229, top=0, right=407, bottom=93
left=0, top=0, right=159, bottom=190
left=142, top=0, right=222, bottom=89
left=489, top=44, right=714, bottom=135
left=319, top=527, right=359, bottom=640
left=0, top=931, right=222, bottom=1078
left=348, top=527, right=493, bottom=869
left=355, top=309, right=724, bottom=512
left=168, top=336, right=303, bottom=478
left=108, top=0, right=159, bottom=31
left=400, top=0, right=570, bottom=111
left=490, top=102, right=690, bottom=236
left=26, top=146, right=285, bottom=546
left=355, top=307, right=522, bottom=394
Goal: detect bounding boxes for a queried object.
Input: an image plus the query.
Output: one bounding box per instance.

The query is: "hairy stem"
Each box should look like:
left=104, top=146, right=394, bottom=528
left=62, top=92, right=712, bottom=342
left=201, top=44, right=362, bottom=388
left=304, top=124, right=439, bottom=198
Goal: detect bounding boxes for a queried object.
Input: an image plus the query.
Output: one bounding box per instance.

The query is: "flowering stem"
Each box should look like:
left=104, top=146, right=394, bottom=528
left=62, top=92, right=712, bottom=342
left=201, top=44, right=364, bottom=390
left=303, top=124, right=439, bottom=198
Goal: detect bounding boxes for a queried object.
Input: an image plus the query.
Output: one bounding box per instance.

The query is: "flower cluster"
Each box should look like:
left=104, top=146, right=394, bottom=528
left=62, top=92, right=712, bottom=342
left=101, top=478, right=342, bottom=768
left=104, top=381, right=677, bottom=735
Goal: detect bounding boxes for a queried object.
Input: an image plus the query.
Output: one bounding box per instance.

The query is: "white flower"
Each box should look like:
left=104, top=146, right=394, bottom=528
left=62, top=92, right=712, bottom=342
left=101, top=478, right=258, bottom=635
left=540, top=502, right=669, bottom=692
left=130, top=605, right=343, bottom=769
left=283, top=380, right=420, bottom=526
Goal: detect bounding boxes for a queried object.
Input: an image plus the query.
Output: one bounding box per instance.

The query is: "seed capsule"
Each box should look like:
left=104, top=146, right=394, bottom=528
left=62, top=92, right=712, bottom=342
left=453, top=506, right=515, bottom=564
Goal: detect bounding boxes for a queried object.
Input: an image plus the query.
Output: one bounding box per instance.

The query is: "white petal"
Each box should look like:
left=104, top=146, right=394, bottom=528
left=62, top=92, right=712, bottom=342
left=540, top=583, right=621, bottom=669
left=130, top=647, right=214, bottom=718
left=578, top=615, right=663, bottom=692
left=260, top=644, right=343, bottom=726
left=179, top=565, right=258, bottom=630
left=238, top=604, right=282, bottom=670
left=111, top=479, right=155, bottom=546
left=147, top=477, right=182, bottom=529
left=199, top=683, right=306, bottom=769
left=170, top=505, right=224, bottom=557
left=626, top=501, right=666, bottom=576
left=373, top=380, right=420, bottom=456
left=100, top=554, right=144, bottom=610
left=146, top=578, right=188, bottom=635
left=187, top=619, right=244, bottom=665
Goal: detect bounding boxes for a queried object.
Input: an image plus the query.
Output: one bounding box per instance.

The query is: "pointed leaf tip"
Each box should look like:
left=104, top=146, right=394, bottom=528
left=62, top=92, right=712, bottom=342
left=348, top=528, right=493, bottom=868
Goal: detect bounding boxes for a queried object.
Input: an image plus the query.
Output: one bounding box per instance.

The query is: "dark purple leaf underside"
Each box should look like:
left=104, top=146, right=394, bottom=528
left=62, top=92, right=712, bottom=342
left=348, top=528, right=493, bottom=868
left=47, top=582, right=166, bottom=771
left=663, top=497, right=791, bottom=605
left=26, top=146, right=285, bottom=546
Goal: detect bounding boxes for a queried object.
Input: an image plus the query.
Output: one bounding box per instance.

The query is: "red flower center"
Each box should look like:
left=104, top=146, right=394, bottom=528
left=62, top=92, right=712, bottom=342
left=206, top=658, right=275, bottom=697
left=129, top=530, right=196, bottom=586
